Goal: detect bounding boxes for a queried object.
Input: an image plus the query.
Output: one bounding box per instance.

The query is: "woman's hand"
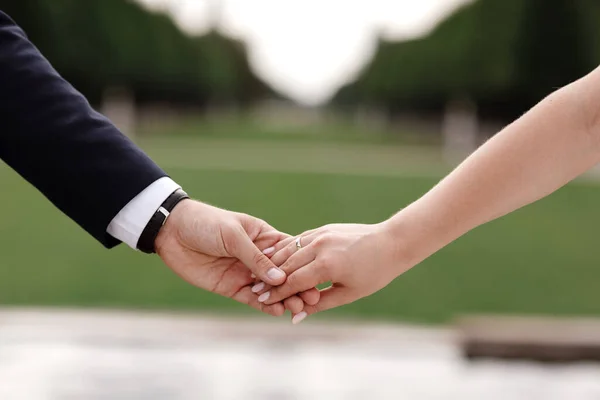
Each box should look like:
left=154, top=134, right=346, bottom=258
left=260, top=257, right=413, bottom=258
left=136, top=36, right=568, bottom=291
left=253, top=222, right=408, bottom=323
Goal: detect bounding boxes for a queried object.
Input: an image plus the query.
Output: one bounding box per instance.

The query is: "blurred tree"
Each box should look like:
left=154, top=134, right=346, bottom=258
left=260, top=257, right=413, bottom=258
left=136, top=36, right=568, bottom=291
left=511, top=0, right=593, bottom=112
left=335, top=0, right=599, bottom=122
left=0, top=0, right=272, bottom=107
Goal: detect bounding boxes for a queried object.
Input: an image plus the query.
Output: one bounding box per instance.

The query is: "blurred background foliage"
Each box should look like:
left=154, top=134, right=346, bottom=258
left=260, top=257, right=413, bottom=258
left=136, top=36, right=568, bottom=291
left=335, top=0, right=599, bottom=120
left=0, top=0, right=274, bottom=106
left=2, top=0, right=599, bottom=121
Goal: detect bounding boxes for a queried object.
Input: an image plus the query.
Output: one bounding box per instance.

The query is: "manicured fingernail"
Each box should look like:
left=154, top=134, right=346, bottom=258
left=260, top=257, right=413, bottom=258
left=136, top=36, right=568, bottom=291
left=251, top=282, right=265, bottom=293
left=250, top=273, right=256, bottom=279
left=262, top=247, right=275, bottom=255
left=258, top=291, right=270, bottom=303
left=292, top=312, right=307, bottom=325
left=267, top=268, right=285, bottom=280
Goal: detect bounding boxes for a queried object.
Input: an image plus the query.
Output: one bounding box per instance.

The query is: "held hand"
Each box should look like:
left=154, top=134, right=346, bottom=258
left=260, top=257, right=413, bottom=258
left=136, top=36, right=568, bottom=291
left=154, top=199, right=319, bottom=316
left=254, top=222, right=406, bottom=323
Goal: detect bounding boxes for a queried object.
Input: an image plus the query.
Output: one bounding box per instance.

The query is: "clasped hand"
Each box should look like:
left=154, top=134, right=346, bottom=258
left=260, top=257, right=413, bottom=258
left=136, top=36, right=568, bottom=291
left=252, top=222, right=409, bottom=323
left=156, top=199, right=408, bottom=323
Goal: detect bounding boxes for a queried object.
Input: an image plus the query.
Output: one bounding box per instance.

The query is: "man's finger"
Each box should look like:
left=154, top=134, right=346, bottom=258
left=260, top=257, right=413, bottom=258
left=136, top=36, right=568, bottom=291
left=283, top=296, right=305, bottom=315
left=250, top=247, right=316, bottom=295
left=251, top=282, right=320, bottom=305
left=236, top=234, right=287, bottom=286
left=299, top=288, right=320, bottom=306
left=279, top=246, right=316, bottom=275
left=292, top=286, right=349, bottom=324
left=259, top=262, right=325, bottom=305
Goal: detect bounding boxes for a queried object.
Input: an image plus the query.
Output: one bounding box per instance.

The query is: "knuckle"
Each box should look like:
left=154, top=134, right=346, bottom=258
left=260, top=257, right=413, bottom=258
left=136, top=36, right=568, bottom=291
left=316, top=259, right=335, bottom=282
left=318, top=253, right=338, bottom=271
left=280, top=261, right=293, bottom=274
left=280, top=253, right=299, bottom=272
left=285, top=242, right=296, bottom=256
left=264, top=304, right=284, bottom=317
left=301, top=289, right=320, bottom=306
left=221, top=222, right=242, bottom=253
left=312, top=235, right=328, bottom=249
left=284, top=296, right=304, bottom=314
left=321, top=233, right=335, bottom=244
left=252, top=252, right=270, bottom=271
left=318, top=253, right=333, bottom=267
left=286, top=273, right=302, bottom=291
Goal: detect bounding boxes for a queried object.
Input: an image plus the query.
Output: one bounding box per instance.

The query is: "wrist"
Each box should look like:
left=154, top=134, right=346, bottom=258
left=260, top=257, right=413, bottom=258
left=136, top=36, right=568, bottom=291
left=368, top=221, right=413, bottom=278
left=379, top=205, right=453, bottom=272
left=154, top=198, right=193, bottom=255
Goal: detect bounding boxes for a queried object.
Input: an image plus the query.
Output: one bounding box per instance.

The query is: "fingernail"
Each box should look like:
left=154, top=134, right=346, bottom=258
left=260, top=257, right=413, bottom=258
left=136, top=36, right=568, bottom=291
left=251, top=282, right=265, bottom=293
left=267, top=268, right=285, bottom=280
left=250, top=273, right=256, bottom=279
left=258, top=291, right=270, bottom=303
left=262, top=247, right=275, bottom=255
left=292, top=312, right=307, bottom=325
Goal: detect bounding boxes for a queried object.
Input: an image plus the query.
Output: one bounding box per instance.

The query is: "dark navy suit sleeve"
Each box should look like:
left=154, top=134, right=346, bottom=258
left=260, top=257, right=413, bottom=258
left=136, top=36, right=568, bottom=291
left=0, top=11, right=167, bottom=248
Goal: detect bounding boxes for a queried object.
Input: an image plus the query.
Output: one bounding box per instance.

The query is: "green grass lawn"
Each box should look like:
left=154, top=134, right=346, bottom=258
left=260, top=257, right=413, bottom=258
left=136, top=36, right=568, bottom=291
left=1, top=138, right=600, bottom=324
left=139, top=115, right=443, bottom=147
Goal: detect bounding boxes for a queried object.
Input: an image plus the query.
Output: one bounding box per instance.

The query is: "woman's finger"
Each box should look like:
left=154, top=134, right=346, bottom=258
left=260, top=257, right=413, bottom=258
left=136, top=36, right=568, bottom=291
left=260, top=261, right=328, bottom=305
left=252, top=282, right=320, bottom=308
left=264, top=236, right=295, bottom=258
left=269, top=232, right=319, bottom=267
left=252, top=246, right=317, bottom=296
left=265, top=226, right=321, bottom=256
left=279, top=244, right=317, bottom=275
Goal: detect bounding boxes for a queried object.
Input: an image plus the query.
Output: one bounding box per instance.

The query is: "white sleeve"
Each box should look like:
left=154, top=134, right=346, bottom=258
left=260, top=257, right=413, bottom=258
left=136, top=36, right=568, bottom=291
left=107, top=177, right=181, bottom=249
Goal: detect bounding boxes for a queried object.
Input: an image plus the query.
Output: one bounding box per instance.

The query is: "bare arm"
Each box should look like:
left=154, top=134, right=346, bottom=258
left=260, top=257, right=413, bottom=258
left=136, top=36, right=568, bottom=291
left=387, top=66, right=600, bottom=265
left=258, top=67, right=600, bottom=321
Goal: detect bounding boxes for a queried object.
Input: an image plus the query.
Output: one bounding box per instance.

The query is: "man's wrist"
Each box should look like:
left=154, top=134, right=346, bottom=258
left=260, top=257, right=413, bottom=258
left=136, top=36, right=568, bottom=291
left=137, top=189, right=190, bottom=253
left=154, top=198, right=193, bottom=255
left=107, top=177, right=181, bottom=249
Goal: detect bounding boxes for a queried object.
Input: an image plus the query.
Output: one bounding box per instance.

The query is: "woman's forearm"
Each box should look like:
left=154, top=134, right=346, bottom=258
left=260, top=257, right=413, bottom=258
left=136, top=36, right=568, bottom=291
left=387, top=68, right=600, bottom=265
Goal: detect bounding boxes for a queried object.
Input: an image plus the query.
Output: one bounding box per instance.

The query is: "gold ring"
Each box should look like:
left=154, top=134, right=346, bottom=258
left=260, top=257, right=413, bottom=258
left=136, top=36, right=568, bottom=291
left=295, top=237, right=302, bottom=250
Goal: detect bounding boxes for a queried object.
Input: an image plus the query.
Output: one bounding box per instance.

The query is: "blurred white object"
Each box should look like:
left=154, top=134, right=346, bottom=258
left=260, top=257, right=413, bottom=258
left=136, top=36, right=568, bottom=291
left=443, top=97, right=478, bottom=164
left=101, top=87, right=136, bottom=140
left=0, top=308, right=599, bottom=400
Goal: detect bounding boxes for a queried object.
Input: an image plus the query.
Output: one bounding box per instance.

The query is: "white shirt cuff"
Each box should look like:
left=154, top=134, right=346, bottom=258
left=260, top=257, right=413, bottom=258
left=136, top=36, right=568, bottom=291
left=107, top=177, right=181, bottom=249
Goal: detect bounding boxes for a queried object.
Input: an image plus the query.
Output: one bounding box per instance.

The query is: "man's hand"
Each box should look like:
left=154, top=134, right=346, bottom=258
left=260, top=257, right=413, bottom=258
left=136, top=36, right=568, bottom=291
left=154, top=199, right=319, bottom=316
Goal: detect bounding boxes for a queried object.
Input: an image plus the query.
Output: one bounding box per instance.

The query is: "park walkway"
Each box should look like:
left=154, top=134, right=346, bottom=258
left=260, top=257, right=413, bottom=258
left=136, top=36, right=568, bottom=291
left=1, top=308, right=599, bottom=399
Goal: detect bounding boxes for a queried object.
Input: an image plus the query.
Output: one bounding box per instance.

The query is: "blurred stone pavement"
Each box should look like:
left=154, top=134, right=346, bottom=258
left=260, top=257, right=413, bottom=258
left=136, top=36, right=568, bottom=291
left=0, top=308, right=599, bottom=400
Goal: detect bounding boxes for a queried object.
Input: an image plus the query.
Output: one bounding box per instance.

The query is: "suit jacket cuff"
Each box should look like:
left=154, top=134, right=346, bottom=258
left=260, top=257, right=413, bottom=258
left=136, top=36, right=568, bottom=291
left=107, top=177, right=181, bottom=249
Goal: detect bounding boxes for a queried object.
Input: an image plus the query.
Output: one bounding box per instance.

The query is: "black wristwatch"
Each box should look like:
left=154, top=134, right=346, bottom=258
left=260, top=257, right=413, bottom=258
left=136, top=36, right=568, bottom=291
left=137, top=188, right=190, bottom=254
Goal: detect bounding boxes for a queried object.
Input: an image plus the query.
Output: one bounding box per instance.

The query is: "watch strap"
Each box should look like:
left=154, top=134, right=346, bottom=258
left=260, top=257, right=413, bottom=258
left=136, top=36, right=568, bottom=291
left=137, top=188, right=189, bottom=254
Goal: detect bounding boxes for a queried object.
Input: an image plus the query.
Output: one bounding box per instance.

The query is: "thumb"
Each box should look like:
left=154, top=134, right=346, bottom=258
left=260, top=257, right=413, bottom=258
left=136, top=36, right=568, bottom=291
left=235, top=233, right=287, bottom=286
left=291, top=286, right=350, bottom=324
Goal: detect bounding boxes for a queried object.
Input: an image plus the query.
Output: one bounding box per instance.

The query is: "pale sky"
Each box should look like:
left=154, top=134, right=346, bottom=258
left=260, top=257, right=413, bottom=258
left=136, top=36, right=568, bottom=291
left=137, top=0, right=471, bottom=105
